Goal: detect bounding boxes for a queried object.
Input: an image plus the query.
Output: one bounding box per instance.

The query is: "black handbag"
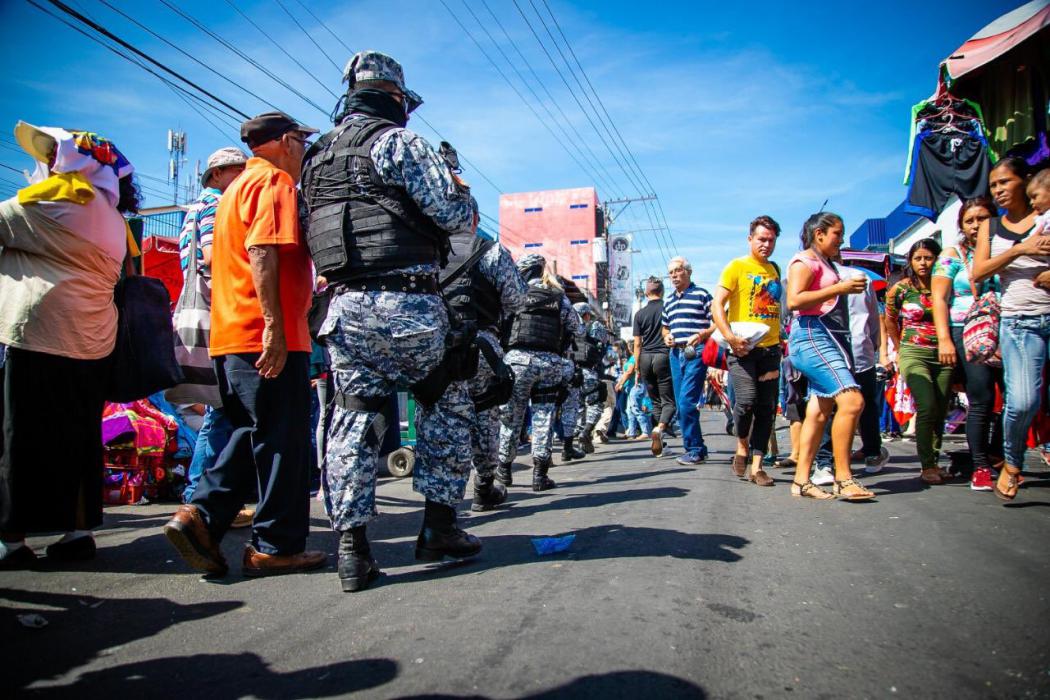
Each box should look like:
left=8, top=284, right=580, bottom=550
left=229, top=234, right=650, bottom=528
left=105, top=274, right=184, bottom=402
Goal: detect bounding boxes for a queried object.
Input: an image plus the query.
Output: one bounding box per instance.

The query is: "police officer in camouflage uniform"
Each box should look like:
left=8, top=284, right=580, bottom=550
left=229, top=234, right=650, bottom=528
left=558, top=309, right=587, bottom=464
left=436, top=218, right=528, bottom=512
left=572, top=302, right=611, bottom=453
left=496, top=254, right=581, bottom=491
left=301, top=51, right=480, bottom=593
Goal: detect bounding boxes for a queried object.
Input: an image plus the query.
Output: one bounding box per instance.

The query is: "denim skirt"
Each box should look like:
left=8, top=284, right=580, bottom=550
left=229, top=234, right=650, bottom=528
left=788, top=316, right=858, bottom=399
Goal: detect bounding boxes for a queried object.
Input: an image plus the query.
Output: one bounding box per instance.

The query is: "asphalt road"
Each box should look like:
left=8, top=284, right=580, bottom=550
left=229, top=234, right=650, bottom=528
left=3, top=412, right=1049, bottom=699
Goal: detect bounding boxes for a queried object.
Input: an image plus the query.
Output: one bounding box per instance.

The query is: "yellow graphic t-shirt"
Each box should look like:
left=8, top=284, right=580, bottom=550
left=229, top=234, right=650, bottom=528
left=717, top=255, right=782, bottom=347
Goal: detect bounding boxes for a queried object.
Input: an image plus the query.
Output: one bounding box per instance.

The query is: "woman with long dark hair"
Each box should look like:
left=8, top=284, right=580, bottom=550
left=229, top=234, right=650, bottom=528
left=886, top=238, right=952, bottom=484
left=971, top=157, right=1048, bottom=500
left=931, top=197, right=1003, bottom=491
left=785, top=212, right=874, bottom=501
left=0, top=124, right=139, bottom=566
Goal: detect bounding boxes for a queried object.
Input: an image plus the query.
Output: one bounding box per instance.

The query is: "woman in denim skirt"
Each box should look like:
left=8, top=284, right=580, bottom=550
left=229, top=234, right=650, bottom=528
left=784, top=213, right=875, bottom=501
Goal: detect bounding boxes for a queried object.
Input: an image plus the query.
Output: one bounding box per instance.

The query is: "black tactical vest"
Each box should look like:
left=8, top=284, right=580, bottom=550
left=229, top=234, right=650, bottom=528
left=571, top=323, right=603, bottom=368
left=300, top=115, right=451, bottom=282
left=506, top=286, right=565, bottom=353
left=439, top=232, right=502, bottom=332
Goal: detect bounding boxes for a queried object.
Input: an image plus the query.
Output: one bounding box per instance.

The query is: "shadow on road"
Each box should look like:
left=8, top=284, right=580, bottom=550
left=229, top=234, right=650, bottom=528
left=375, top=524, right=749, bottom=587
left=16, top=653, right=398, bottom=698
left=404, top=669, right=707, bottom=699
left=0, top=588, right=244, bottom=693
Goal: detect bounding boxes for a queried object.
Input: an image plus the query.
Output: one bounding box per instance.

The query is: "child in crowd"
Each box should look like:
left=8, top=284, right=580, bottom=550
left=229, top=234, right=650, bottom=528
left=1028, top=168, right=1050, bottom=234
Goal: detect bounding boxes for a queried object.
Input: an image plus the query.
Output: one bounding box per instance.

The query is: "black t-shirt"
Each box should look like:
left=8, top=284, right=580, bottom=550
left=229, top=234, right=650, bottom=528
left=633, top=299, right=667, bottom=354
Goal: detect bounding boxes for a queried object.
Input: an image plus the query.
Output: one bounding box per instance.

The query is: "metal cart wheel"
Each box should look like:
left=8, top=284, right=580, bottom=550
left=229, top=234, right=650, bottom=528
left=386, top=446, right=416, bottom=478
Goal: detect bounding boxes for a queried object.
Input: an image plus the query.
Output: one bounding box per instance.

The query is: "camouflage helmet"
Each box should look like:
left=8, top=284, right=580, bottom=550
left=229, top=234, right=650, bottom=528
left=516, top=253, right=547, bottom=280
left=573, top=302, right=593, bottom=317
left=343, top=50, right=422, bottom=113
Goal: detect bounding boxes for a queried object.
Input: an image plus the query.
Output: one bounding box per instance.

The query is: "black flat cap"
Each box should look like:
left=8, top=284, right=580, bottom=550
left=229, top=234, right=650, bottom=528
left=240, top=111, right=318, bottom=149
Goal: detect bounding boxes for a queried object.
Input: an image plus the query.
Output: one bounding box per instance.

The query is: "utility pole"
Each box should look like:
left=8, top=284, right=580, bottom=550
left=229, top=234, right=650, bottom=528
left=167, top=129, right=187, bottom=205
left=601, top=195, right=658, bottom=329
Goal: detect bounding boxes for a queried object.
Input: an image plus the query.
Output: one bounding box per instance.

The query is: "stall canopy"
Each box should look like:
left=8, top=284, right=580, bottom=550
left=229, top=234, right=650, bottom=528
left=942, top=0, right=1050, bottom=82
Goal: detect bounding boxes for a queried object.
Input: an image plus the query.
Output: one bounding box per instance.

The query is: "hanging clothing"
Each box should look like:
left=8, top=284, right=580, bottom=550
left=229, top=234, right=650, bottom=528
left=903, top=96, right=994, bottom=185
left=904, top=129, right=994, bottom=220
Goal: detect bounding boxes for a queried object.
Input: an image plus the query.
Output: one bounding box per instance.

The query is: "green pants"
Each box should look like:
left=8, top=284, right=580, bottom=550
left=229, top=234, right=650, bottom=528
left=898, top=344, right=953, bottom=469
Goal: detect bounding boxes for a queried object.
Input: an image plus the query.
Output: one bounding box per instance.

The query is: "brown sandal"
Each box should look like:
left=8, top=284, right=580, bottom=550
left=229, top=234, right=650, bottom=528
left=775, top=457, right=798, bottom=469
left=791, top=480, right=833, bottom=500
left=920, top=467, right=944, bottom=485
left=748, top=467, right=774, bottom=487
left=995, top=465, right=1022, bottom=501
left=833, top=478, right=875, bottom=502
left=730, top=455, right=747, bottom=479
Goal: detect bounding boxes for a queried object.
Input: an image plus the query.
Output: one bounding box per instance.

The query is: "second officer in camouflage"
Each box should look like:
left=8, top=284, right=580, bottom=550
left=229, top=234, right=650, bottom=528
left=301, top=50, right=480, bottom=593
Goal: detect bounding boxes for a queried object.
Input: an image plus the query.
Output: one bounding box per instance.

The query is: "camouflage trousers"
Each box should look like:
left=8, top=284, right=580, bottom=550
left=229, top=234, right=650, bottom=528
left=575, top=367, right=603, bottom=437
left=498, top=349, right=572, bottom=462
left=561, top=384, right=580, bottom=436
left=320, top=290, right=472, bottom=531
left=468, top=331, right=503, bottom=479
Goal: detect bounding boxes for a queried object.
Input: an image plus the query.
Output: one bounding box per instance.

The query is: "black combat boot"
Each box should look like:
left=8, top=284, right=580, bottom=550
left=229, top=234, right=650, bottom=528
left=561, top=436, right=586, bottom=462
left=338, top=525, right=380, bottom=593
left=471, top=474, right=508, bottom=512
left=495, top=461, right=513, bottom=487
left=533, top=457, right=556, bottom=491
left=580, top=430, right=595, bottom=454
left=415, top=500, right=482, bottom=562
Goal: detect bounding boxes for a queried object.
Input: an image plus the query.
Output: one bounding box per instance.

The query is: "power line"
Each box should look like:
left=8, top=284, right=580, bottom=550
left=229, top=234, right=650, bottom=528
left=273, top=0, right=342, bottom=72
left=510, top=0, right=644, bottom=198
left=446, top=0, right=622, bottom=199
left=159, top=0, right=332, bottom=118
left=292, top=0, right=352, bottom=56
left=94, top=0, right=285, bottom=116
left=42, top=0, right=251, bottom=120
left=537, top=0, right=678, bottom=254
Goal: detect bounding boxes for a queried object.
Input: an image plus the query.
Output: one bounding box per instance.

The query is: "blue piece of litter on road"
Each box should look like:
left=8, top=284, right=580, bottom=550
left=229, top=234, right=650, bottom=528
left=531, top=534, right=575, bottom=555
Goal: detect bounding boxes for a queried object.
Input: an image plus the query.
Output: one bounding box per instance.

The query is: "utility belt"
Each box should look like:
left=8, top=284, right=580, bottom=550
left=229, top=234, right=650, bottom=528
left=532, top=384, right=566, bottom=405
left=336, top=273, right=439, bottom=295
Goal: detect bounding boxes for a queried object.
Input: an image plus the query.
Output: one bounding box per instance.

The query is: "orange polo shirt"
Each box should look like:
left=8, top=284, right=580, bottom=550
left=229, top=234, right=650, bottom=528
left=209, top=157, right=312, bottom=356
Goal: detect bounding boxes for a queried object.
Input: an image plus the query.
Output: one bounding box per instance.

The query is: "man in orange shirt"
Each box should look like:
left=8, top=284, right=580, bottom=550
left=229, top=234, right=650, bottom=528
left=164, top=112, right=326, bottom=578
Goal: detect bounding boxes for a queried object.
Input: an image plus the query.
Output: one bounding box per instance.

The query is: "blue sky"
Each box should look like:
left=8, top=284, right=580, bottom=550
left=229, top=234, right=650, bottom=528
left=0, top=0, right=1012, bottom=286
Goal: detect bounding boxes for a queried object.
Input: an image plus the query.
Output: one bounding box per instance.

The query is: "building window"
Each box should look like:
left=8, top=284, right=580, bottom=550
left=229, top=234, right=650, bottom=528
left=572, top=275, right=590, bottom=281
left=569, top=203, right=589, bottom=210
left=524, top=242, right=543, bottom=249
left=524, top=207, right=543, bottom=213
left=569, top=239, right=590, bottom=245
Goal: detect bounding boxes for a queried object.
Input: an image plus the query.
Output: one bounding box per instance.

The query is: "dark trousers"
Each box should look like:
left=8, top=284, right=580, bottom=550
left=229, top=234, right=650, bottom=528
left=639, top=351, right=675, bottom=427
left=727, top=345, right=781, bottom=455
left=191, top=352, right=312, bottom=555
left=951, top=326, right=1004, bottom=469
left=855, top=367, right=883, bottom=458
left=608, top=386, right=629, bottom=437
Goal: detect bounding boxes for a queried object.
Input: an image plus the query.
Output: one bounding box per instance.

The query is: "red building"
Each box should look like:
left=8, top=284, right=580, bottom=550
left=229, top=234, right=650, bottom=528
left=498, top=187, right=604, bottom=298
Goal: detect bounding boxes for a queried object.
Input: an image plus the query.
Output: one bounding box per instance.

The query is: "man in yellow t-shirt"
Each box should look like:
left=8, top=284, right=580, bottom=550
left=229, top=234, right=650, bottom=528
left=711, top=215, right=783, bottom=487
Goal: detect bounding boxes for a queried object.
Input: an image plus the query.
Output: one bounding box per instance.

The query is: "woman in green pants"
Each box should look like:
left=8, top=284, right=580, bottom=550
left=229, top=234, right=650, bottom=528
left=885, top=238, right=952, bottom=484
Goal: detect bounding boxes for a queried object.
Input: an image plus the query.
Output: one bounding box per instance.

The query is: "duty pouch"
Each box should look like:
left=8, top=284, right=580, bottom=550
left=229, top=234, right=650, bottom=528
left=473, top=338, right=515, bottom=412
left=409, top=304, right=479, bottom=409
left=571, top=367, right=583, bottom=388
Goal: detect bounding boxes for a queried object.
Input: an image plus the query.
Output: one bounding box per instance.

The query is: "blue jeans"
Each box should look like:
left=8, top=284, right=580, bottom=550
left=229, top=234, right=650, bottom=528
left=182, top=406, right=234, bottom=503
left=1000, top=314, right=1050, bottom=468
left=625, top=383, right=652, bottom=436
left=669, top=347, right=707, bottom=456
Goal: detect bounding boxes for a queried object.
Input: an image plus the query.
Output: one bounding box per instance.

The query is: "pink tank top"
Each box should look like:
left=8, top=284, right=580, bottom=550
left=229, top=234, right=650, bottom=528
left=788, top=252, right=839, bottom=316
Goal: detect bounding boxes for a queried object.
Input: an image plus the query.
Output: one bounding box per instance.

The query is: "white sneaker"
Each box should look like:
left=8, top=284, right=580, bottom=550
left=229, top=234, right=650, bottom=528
left=864, top=447, right=890, bottom=474
left=810, top=467, right=835, bottom=486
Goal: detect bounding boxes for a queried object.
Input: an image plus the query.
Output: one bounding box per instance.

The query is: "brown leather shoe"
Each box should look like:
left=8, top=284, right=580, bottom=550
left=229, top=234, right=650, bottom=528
left=230, top=508, right=255, bottom=529
left=730, top=455, right=747, bottom=479
left=242, top=545, right=327, bottom=577
left=163, top=504, right=228, bottom=576
left=748, top=468, right=775, bottom=487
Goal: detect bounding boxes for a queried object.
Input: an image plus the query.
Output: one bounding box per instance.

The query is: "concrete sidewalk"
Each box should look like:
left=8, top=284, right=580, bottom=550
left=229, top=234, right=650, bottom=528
left=3, top=413, right=1049, bottom=698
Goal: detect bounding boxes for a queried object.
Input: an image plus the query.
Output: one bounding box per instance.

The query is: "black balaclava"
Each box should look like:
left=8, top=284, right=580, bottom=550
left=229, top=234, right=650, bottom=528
left=345, top=88, right=408, bottom=127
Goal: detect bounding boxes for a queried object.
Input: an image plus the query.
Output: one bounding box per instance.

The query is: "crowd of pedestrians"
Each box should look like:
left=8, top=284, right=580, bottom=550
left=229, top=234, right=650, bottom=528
left=0, top=49, right=1047, bottom=586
